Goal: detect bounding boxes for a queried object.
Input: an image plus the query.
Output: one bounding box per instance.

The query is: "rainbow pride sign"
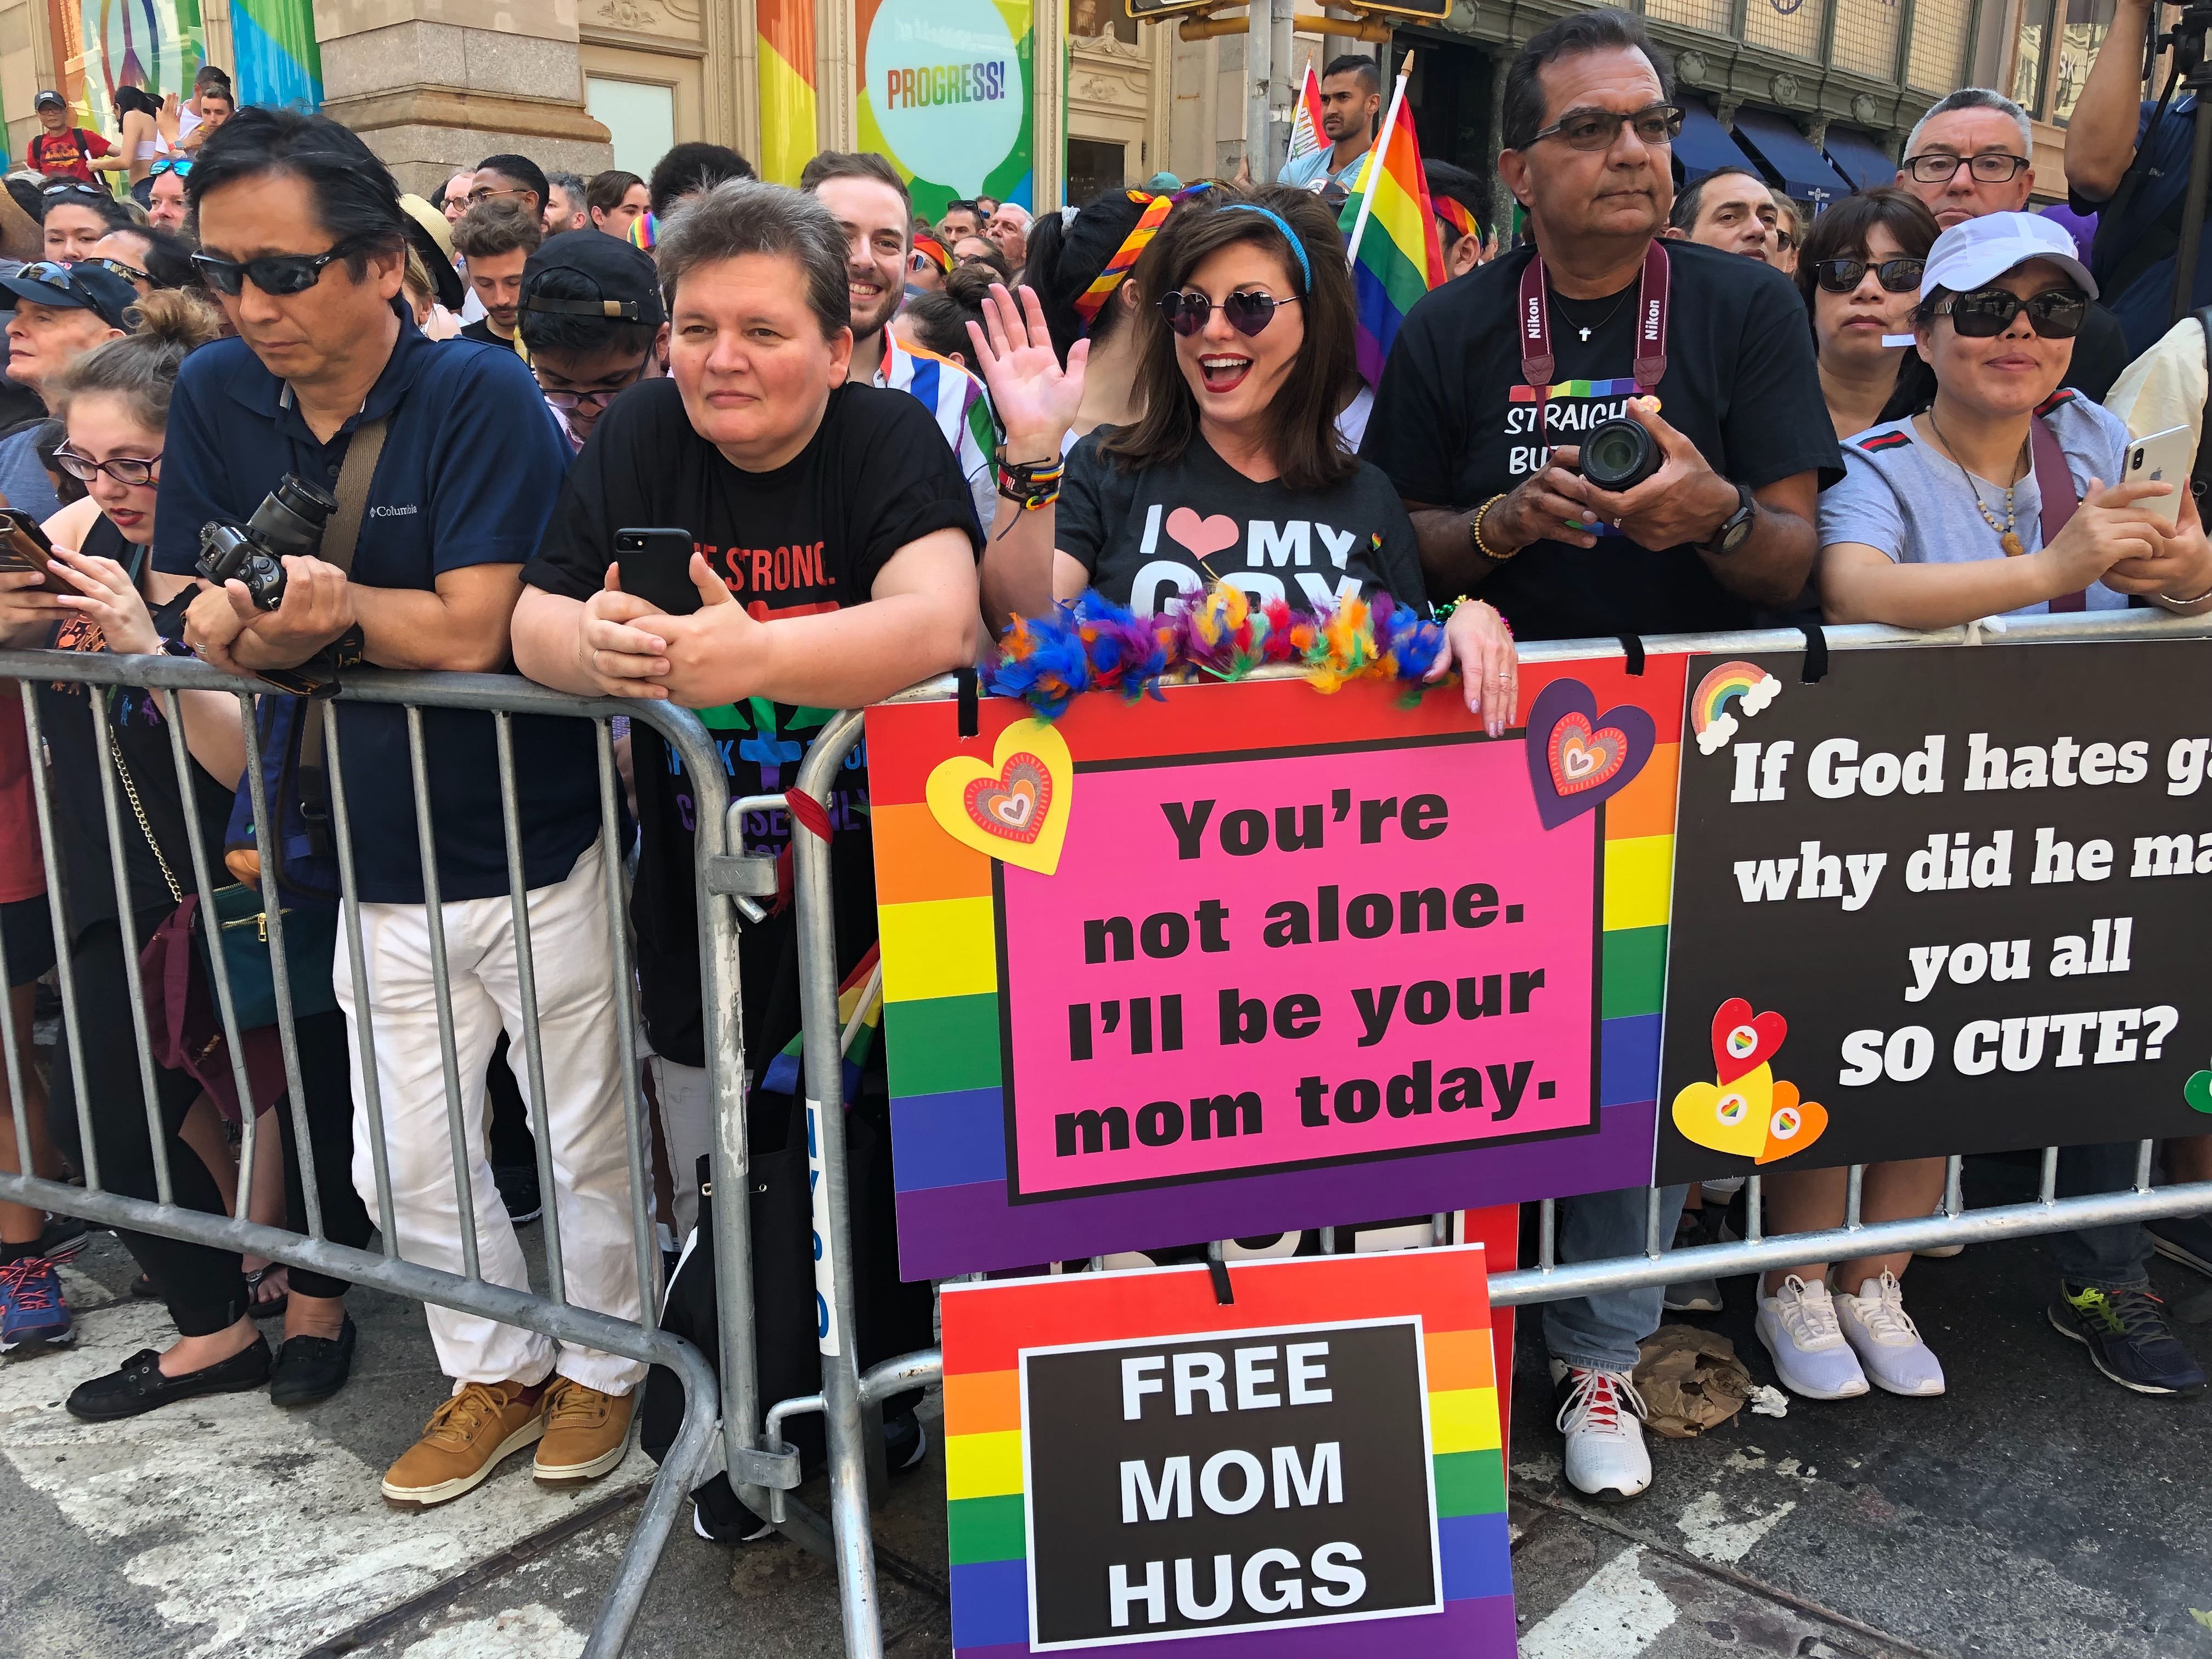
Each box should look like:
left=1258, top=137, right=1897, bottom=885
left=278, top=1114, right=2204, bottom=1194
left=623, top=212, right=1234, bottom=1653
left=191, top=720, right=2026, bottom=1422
left=867, top=667, right=1683, bottom=1279
left=940, top=1246, right=1513, bottom=1656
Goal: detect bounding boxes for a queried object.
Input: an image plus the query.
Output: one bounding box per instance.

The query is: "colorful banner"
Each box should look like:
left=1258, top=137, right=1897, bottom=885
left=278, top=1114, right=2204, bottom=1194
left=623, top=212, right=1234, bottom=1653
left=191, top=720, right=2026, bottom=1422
left=1658, top=641, right=2212, bottom=1183
left=757, top=0, right=819, bottom=187
left=1285, top=62, right=1325, bottom=168
left=868, top=666, right=1680, bottom=1280
left=66, top=0, right=203, bottom=109
left=940, top=1247, right=1513, bottom=1656
left=855, top=0, right=1033, bottom=216
left=231, top=0, right=322, bottom=111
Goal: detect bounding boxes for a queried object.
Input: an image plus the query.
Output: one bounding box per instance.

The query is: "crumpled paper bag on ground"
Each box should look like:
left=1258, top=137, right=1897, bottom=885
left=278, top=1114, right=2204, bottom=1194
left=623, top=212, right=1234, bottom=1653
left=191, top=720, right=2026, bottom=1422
left=1634, top=1323, right=1755, bottom=1438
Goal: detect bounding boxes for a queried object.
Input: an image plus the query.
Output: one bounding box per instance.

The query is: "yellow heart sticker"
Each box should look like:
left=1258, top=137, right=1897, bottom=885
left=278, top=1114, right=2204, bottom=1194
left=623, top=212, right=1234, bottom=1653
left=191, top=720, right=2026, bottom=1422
left=1670, top=1063, right=1773, bottom=1160
left=924, top=718, right=1075, bottom=876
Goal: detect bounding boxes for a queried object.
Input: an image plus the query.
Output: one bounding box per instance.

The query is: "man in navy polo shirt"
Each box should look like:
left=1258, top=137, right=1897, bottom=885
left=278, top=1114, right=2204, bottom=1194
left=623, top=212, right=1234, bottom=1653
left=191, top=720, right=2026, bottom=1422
left=164, top=108, right=646, bottom=1506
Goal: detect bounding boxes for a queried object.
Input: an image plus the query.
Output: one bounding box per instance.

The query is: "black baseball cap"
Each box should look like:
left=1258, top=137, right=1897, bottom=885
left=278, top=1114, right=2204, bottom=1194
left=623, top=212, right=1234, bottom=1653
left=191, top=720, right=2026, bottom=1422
left=0, top=260, right=137, bottom=330
left=33, top=90, right=63, bottom=112
left=520, top=230, right=664, bottom=326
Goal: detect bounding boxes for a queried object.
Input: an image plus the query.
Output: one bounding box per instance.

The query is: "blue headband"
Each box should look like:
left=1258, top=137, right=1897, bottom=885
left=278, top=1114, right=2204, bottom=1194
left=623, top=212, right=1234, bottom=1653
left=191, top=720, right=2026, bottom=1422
left=1217, top=204, right=1312, bottom=294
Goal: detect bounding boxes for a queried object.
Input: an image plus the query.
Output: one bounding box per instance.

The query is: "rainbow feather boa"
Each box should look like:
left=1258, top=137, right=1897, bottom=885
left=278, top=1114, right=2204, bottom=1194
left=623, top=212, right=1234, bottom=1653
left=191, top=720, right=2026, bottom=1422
left=986, top=585, right=1446, bottom=720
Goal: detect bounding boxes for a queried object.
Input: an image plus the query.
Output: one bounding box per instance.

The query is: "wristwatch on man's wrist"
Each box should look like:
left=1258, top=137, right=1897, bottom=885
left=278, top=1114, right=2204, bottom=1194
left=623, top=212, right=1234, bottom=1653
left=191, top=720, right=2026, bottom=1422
left=1702, top=481, right=1756, bottom=556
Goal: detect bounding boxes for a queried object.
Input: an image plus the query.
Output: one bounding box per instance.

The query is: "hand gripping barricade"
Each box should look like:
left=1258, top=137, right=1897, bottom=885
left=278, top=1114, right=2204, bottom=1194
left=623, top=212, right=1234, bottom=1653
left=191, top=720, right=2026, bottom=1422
left=772, top=605, right=2212, bottom=1659
left=0, top=646, right=829, bottom=1657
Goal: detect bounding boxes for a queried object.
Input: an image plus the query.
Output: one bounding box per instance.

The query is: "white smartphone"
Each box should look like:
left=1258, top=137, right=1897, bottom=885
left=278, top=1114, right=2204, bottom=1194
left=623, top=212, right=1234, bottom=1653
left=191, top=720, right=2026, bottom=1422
left=2124, top=424, right=2195, bottom=527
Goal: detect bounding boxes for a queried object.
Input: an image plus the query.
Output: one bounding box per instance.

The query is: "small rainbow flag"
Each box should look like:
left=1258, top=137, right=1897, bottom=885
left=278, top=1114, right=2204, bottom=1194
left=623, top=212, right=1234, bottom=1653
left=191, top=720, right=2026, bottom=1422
left=1286, top=60, right=1327, bottom=170
left=627, top=212, right=657, bottom=251
left=760, top=943, right=881, bottom=1098
left=1339, top=62, right=1447, bottom=388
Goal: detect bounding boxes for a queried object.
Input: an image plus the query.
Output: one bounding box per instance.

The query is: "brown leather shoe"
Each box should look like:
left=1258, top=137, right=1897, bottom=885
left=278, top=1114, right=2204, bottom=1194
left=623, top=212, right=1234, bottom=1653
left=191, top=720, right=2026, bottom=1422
left=532, top=1376, right=635, bottom=1484
left=381, top=1380, right=545, bottom=1508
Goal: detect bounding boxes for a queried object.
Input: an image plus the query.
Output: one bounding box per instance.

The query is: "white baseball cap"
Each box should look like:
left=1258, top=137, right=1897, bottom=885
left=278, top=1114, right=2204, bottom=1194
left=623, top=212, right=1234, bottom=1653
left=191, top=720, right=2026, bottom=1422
left=1921, top=210, right=2097, bottom=301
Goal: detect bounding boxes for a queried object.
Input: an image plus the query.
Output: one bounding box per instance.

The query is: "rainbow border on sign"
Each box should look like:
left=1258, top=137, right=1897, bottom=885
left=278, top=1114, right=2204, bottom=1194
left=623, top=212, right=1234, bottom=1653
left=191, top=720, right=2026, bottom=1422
left=867, top=665, right=1685, bottom=1281
left=941, top=1248, right=1514, bottom=1657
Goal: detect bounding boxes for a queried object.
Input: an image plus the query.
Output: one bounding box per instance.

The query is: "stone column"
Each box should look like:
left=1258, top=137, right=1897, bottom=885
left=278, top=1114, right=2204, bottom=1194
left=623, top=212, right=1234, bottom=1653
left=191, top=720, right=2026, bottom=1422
left=314, top=0, right=613, bottom=195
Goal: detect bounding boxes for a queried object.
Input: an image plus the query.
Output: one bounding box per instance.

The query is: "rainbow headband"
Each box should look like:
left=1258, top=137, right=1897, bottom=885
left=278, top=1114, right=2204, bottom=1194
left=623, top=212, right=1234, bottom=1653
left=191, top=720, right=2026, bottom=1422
left=913, top=233, right=952, bottom=274
left=1435, top=196, right=1479, bottom=242
left=1071, top=184, right=1211, bottom=330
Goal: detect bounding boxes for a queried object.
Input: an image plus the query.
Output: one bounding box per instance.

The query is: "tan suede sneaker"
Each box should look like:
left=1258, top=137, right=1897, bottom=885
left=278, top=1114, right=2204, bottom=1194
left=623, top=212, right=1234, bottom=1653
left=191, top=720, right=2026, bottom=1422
left=381, top=1380, right=545, bottom=1508
left=533, top=1376, right=635, bottom=1484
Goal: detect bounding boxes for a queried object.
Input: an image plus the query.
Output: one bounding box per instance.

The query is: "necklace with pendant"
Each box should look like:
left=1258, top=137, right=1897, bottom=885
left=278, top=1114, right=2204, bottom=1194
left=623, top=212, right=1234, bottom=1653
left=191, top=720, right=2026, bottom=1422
left=1551, top=285, right=1632, bottom=343
left=1927, top=411, right=2029, bottom=557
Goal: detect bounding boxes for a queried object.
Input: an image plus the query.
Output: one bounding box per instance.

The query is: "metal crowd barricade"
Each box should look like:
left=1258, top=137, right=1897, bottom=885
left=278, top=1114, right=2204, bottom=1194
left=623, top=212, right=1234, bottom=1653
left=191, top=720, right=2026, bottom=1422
left=0, top=648, right=827, bottom=1657
left=776, top=605, right=2212, bottom=1659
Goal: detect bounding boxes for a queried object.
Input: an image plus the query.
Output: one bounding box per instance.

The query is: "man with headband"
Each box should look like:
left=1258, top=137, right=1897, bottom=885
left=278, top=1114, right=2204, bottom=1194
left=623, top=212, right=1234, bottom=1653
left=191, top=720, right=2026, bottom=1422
left=1363, top=7, right=1839, bottom=1506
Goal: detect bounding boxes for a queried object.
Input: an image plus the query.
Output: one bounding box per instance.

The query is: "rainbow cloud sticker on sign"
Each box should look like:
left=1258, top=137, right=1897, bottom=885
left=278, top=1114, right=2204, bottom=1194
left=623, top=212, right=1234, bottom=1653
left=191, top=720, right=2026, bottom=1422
left=1690, top=659, right=1781, bottom=756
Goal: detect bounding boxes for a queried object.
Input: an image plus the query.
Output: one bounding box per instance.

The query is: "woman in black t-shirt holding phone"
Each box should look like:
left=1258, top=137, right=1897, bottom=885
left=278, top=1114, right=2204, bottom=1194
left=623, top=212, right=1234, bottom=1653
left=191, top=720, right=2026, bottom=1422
left=970, top=186, right=1521, bottom=736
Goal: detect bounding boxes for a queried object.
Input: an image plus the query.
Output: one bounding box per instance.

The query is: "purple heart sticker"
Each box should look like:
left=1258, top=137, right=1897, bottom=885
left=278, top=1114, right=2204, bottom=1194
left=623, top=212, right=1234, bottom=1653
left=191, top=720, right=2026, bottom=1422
left=1523, top=676, right=1656, bottom=830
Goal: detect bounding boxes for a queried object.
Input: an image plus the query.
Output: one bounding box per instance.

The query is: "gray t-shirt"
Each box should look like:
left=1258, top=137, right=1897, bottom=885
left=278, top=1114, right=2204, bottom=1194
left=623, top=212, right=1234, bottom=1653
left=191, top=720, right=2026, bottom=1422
left=0, top=425, right=59, bottom=526
left=1818, top=390, right=2132, bottom=616
left=1057, top=427, right=1426, bottom=617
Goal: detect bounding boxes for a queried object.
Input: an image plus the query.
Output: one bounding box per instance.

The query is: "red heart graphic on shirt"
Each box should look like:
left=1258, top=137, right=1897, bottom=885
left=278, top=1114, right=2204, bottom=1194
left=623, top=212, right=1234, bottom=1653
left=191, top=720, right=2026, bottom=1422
left=1548, top=713, right=1628, bottom=795
left=1165, top=507, right=1241, bottom=560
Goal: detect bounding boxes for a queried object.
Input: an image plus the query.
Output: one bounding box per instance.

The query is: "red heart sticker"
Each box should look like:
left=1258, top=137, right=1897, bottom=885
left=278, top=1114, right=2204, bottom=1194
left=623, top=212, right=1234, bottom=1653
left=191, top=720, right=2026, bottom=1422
left=1711, top=996, right=1787, bottom=1084
left=963, top=753, right=1053, bottom=846
left=1548, top=712, right=1628, bottom=796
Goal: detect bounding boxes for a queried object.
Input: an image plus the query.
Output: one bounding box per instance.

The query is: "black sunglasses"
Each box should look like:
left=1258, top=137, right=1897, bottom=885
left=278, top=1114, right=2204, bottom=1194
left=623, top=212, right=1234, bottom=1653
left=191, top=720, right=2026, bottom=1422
left=1159, top=289, right=1301, bottom=338
left=1815, top=256, right=1926, bottom=295
left=1526, top=103, right=1682, bottom=152
left=1938, top=285, right=2087, bottom=340
left=190, top=241, right=358, bottom=298
left=86, top=256, right=149, bottom=287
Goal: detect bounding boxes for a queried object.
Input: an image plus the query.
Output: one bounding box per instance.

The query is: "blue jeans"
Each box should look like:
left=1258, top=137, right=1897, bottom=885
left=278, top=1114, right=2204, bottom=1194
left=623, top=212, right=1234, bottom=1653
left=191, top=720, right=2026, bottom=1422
left=1542, top=1184, right=1690, bottom=1374
left=2049, top=1142, right=2153, bottom=1290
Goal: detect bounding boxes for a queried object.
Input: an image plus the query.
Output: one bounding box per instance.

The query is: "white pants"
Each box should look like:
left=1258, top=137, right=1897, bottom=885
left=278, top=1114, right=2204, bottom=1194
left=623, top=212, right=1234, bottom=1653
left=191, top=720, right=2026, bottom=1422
left=336, top=838, right=646, bottom=1395
left=650, top=1056, right=712, bottom=1242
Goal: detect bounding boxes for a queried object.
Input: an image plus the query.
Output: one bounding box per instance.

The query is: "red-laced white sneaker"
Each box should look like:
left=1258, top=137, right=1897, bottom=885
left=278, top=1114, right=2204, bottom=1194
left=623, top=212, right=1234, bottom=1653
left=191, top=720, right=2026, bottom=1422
left=1550, top=1361, right=1652, bottom=1502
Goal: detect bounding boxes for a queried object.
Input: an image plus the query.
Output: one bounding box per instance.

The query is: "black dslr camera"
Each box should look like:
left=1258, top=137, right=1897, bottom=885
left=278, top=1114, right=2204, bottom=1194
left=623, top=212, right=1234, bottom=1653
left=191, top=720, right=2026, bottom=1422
left=196, top=475, right=338, bottom=611
left=1578, top=416, right=1662, bottom=493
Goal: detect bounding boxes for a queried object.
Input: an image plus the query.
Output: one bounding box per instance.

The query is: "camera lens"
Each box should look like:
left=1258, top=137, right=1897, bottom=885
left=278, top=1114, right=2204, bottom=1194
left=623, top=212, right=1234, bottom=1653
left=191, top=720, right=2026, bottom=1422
left=1581, top=417, right=1658, bottom=492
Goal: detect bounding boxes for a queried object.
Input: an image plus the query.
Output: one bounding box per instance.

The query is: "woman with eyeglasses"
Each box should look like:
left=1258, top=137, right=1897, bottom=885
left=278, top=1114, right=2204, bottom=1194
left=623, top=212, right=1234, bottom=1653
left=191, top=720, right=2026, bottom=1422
left=1793, top=188, right=1940, bottom=442
left=0, top=292, right=372, bottom=1414
left=971, top=186, right=1521, bottom=732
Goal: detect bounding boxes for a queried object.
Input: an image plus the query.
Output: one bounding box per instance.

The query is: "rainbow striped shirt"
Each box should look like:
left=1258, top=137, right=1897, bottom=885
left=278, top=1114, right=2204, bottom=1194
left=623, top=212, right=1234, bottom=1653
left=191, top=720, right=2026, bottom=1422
left=876, top=330, right=997, bottom=530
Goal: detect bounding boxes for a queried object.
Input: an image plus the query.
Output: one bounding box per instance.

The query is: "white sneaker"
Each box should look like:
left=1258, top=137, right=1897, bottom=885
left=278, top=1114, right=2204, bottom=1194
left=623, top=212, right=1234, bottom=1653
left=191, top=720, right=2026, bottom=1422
left=1756, top=1275, right=1870, bottom=1400
left=1550, top=1361, right=1652, bottom=1503
left=1835, top=1272, right=1946, bottom=1396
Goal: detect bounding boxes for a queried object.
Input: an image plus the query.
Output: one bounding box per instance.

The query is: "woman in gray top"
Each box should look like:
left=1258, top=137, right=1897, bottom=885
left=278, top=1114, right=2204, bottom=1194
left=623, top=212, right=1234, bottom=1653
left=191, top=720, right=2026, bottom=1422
left=1819, top=212, right=2212, bottom=625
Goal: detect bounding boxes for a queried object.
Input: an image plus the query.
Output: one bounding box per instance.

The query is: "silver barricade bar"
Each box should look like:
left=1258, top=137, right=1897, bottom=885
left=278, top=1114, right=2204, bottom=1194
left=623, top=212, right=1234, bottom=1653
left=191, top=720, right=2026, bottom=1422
left=783, top=605, right=2212, bottom=1659
left=0, top=650, right=811, bottom=1657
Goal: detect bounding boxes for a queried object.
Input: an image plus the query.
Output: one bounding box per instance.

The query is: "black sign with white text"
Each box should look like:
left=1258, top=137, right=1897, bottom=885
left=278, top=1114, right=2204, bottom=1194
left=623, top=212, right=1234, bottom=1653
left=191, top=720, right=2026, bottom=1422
left=1022, top=1318, right=1441, bottom=1647
left=1658, top=643, right=2212, bottom=1184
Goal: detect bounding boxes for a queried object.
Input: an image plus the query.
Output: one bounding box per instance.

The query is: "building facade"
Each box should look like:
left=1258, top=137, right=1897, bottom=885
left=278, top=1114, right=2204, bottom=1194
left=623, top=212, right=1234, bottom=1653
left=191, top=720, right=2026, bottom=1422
left=0, top=1, right=2123, bottom=212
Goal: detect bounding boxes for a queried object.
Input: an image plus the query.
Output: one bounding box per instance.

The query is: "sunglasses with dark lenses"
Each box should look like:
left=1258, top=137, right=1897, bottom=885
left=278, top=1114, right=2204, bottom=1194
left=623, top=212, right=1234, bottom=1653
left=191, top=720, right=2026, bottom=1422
left=1815, top=256, right=1926, bottom=294
left=1939, top=285, right=2088, bottom=339
left=1158, top=289, right=1302, bottom=338
left=86, top=256, right=149, bottom=287
left=1527, top=103, right=1682, bottom=151
left=53, top=446, right=160, bottom=486
left=189, top=242, right=355, bottom=298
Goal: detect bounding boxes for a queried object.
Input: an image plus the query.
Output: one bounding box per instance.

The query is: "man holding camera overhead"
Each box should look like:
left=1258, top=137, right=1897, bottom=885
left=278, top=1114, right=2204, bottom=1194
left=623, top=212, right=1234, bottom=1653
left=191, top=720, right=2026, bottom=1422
left=159, top=109, right=648, bottom=1509
left=1362, top=9, right=1839, bottom=1506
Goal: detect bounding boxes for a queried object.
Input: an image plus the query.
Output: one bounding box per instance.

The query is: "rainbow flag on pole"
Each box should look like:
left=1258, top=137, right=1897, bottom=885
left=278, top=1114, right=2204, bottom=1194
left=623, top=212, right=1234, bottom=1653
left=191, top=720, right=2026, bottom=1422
left=1339, top=59, right=1446, bottom=388
left=1285, top=61, right=1326, bottom=170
